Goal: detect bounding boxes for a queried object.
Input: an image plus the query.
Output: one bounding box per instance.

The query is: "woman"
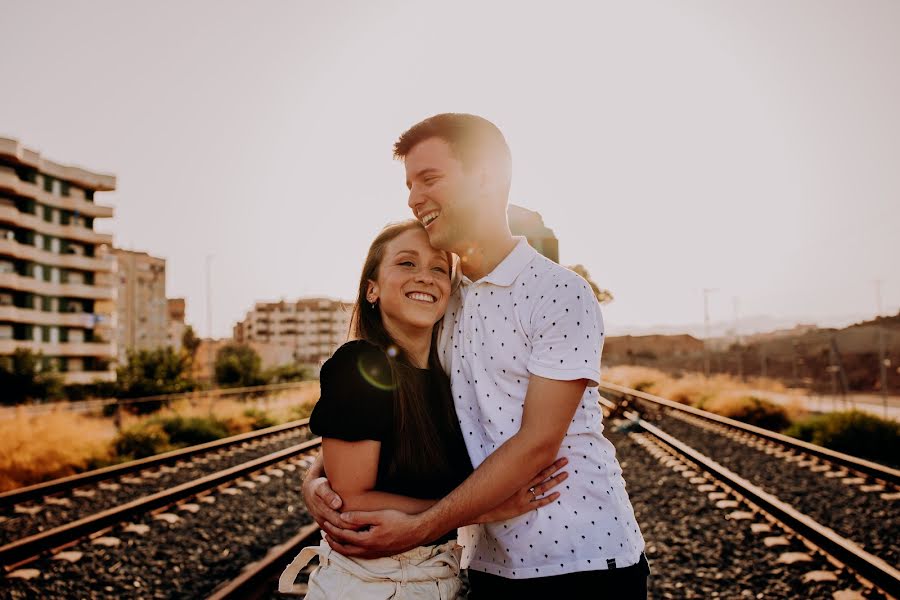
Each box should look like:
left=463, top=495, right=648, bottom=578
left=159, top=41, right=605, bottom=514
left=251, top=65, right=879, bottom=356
left=278, top=220, right=567, bottom=599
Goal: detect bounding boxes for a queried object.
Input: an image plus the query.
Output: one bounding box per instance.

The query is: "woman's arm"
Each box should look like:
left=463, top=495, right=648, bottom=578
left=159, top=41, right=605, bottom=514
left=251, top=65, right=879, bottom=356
left=323, top=437, right=436, bottom=514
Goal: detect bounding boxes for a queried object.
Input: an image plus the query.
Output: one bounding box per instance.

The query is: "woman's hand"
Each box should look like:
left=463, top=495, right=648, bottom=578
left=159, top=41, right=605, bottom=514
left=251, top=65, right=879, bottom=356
left=475, top=457, right=568, bottom=524
left=301, top=452, right=362, bottom=532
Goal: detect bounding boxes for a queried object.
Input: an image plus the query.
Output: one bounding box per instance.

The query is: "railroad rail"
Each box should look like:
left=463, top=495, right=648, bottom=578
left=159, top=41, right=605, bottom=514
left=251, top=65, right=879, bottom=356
left=207, top=523, right=322, bottom=600
left=0, top=437, right=322, bottom=570
left=599, top=385, right=899, bottom=598
left=599, top=381, right=900, bottom=485
left=0, top=418, right=311, bottom=508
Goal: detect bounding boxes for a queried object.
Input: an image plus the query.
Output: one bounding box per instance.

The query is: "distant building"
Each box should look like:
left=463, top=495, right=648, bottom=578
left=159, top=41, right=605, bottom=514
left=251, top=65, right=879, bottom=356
left=166, top=298, right=186, bottom=352
left=508, top=204, right=558, bottom=263
left=111, top=248, right=167, bottom=364
left=0, top=137, right=117, bottom=384
left=234, top=297, right=352, bottom=367
left=192, top=337, right=228, bottom=384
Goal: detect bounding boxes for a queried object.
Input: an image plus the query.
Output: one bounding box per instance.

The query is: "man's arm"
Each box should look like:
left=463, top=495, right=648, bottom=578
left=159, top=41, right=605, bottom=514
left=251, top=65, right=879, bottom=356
left=324, top=375, right=585, bottom=554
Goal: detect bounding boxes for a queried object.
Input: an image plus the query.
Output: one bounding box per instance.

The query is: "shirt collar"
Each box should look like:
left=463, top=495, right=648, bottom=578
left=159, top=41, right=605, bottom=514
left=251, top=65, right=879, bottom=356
left=458, top=236, right=536, bottom=288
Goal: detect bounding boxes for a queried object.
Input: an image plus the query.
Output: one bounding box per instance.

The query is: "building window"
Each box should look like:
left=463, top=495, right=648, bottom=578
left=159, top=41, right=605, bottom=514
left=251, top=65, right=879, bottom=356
left=85, top=189, right=94, bottom=201
left=43, top=175, right=53, bottom=193
left=61, top=181, right=71, bottom=197
left=43, top=205, right=53, bottom=222
left=60, top=327, right=68, bottom=343
left=42, top=296, right=52, bottom=311
left=42, top=326, right=50, bottom=343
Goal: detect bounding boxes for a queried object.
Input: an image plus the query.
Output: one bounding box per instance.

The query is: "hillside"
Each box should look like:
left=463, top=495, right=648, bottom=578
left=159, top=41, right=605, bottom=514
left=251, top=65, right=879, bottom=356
left=604, top=312, right=900, bottom=394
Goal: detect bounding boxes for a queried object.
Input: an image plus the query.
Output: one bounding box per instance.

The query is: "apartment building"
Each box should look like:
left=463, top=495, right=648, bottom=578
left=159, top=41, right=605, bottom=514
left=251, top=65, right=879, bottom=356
left=233, top=297, right=352, bottom=367
left=111, top=248, right=167, bottom=364
left=0, top=137, right=117, bottom=384
left=167, top=298, right=186, bottom=352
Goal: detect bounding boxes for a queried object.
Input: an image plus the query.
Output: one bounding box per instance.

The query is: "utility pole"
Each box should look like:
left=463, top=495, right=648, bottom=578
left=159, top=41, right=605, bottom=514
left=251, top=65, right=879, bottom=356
left=703, top=288, right=717, bottom=377
left=875, top=280, right=889, bottom=417
left=733, top=296, right=743, bottom=380
left=206, top=254, right=214, bottom=387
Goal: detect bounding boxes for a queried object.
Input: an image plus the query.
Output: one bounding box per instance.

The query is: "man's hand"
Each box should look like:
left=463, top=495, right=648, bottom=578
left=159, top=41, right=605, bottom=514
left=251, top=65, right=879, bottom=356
left=477, top=457, right=568, bottom=524
left=320, top=509, right=430, bottom=558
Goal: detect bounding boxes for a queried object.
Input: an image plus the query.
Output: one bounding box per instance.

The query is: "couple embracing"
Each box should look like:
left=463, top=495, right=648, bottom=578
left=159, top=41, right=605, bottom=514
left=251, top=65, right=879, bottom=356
left=279, top=113, right=650, bottom=599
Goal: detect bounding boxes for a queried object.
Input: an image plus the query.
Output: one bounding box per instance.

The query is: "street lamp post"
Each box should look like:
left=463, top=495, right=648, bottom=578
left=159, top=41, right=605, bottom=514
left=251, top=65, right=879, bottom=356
left=702, top=288, right=717, bottom=377
left=875, top=280, right=889, bottom=418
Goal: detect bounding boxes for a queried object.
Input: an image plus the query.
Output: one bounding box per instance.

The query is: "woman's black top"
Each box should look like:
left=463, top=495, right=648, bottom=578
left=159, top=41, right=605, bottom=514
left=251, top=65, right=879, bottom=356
left=310, top=340, right=473, bottom=545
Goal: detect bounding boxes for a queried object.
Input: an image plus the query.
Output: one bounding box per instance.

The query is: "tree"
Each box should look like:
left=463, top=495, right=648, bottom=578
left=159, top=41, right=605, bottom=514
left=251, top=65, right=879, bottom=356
left=0, top=349, right=63, bottom=405
left=265, top=362, right=315, bottom=383
left=566, top=264, right=614, bottom=305
left=116, top=347, right=199, bottom=402
left=215, top=343, right=267, bottom=388
left=182, top=325, right=201, bottom=358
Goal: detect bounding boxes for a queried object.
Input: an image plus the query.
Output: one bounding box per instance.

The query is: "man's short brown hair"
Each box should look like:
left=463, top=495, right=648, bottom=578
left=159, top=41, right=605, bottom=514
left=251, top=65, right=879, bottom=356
left=393, top=113, right=512, bottom=174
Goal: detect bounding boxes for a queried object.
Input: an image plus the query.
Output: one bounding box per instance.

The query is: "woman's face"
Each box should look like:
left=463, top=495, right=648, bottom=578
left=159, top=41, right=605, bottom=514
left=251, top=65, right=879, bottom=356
left=368, top=227, right=451, bottom=332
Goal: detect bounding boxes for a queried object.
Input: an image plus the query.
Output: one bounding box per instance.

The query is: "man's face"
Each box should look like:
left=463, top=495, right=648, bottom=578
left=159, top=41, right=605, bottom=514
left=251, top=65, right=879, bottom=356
left=405, top=137, right=481, bottom=253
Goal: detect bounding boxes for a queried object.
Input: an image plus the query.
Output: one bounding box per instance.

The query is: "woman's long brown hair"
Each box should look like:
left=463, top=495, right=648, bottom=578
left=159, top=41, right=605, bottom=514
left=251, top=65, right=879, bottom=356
left=348, top=219, right=459, bottom=483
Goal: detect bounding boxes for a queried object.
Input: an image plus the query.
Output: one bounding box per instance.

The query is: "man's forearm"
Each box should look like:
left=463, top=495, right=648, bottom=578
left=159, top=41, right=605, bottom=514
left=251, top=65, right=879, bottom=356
left=341, top=491, right=436, bottom=515
left=418, top=434, right=557, bottom=539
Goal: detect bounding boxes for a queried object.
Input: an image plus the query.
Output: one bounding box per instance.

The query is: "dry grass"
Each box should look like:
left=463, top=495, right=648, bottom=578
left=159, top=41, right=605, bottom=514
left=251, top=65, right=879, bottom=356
left=0, top=407, right=117, bottom=492
left=0, top=381, right=322, bottom=493
left=602, top=365, right=808, bottom=423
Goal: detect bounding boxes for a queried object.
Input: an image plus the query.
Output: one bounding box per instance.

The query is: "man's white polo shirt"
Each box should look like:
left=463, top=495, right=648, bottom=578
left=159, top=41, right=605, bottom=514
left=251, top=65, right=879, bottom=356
left=437, top=236, right=646, bottom=579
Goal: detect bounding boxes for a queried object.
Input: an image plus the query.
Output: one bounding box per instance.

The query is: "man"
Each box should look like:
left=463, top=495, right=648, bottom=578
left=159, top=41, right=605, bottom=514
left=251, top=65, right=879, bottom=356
left=303, top=113, right=650, bottom=597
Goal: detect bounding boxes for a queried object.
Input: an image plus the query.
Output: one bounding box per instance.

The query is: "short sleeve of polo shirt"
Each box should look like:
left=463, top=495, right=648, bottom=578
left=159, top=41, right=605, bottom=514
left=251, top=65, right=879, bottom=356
left=309, top=340, right=393, bottom=441
left=526, top=272, right=604, bottom=387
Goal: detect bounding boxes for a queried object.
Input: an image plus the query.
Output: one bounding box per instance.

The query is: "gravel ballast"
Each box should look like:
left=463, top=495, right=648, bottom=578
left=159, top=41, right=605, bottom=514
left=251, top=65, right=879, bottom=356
left=647, top=412, right=899, bottom=568
left=605, top=425, right=884, bottom=599
left=3, top=455, right=316, bottom=600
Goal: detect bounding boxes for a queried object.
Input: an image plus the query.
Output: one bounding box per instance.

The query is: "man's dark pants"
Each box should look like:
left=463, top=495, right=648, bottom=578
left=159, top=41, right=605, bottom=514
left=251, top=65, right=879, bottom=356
left=467, top=552, right=650, bottom=599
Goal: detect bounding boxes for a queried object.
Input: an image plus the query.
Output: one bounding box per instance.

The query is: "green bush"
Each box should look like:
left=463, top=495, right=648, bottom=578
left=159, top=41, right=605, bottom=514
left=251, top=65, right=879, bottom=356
left=157, top=415, right=230, bottom=446
left=783, top=410, right=900, bottom=467
left=289, top=403, right=315, bottom=421
left=114, top=422, right=172, bottom=459
left=243, top=408, right=277, bottom=430
left=702, top=395, right=791, bottom=431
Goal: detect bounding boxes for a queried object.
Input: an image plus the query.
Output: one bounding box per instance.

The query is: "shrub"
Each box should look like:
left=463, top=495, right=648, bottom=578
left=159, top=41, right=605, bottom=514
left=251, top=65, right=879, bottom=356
left=702, top=395, right=791, bottom=431
left=114, top=422, right=172, bottom=460
left=243, top=408, right=277, bottom=430
left=289, top=402, right=315, bottom=421
left=783, top=411, right=900, bottom=467
left=157, top=415, right=230, bottom=446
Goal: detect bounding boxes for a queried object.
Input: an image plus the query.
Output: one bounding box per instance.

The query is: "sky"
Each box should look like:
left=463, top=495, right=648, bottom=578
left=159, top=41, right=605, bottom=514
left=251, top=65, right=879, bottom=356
left=2, top=1, right=898, bottom=338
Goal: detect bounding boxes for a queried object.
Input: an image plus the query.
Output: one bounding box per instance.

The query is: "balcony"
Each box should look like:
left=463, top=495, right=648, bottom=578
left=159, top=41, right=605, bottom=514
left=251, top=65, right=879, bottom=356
left=0, top=165, right=114, bottom=219
left=0, top=204, right=113, bottom=246
left=0, top=238, right=111, bottom=272
left=0, top=305, right=102, bottom=327
left=0, top=339, right=116, bottom=358
left=0, top=272, right=115, bottom=300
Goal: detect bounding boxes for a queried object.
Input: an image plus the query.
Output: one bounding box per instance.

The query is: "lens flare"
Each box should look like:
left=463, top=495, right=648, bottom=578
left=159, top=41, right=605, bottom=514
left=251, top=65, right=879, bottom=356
left=356, top=352, right=395, bottom=391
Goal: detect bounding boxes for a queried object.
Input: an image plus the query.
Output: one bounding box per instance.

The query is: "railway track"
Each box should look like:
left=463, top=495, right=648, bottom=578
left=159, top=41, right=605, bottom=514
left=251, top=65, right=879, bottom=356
left=0, top=419, right=314, bottom=548
left=599, top=383, right=900, bottom=599
left=2, top=432, right=324, bottom=598
left=3, top=383, right=898, bottom=598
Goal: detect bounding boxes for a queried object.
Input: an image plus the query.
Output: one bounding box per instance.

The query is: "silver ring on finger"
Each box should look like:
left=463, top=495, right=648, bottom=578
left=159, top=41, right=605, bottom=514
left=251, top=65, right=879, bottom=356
left=529, top=486, right=537, bottom=500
